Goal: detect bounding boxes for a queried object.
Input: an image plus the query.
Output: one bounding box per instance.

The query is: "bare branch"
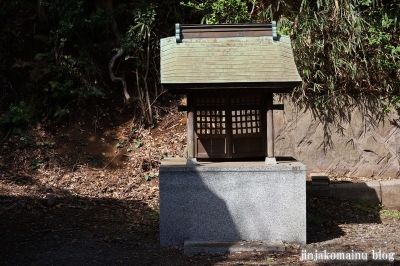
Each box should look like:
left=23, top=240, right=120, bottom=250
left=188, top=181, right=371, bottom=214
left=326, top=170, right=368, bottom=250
left=106, top=0, right=130, bottom=101
left=108, top=49, right=130, bottom=101
left=250, top=0, right=256, bottom=16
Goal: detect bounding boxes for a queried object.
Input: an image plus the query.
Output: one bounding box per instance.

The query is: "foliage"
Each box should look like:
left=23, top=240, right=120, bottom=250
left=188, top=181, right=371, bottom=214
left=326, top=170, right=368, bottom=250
left=307, top=214, right=326, bottom=225
left=116, top=139, right=125, bottom=148
left=134, top=139, right=143, bottom=148
left=0, top=101, right=34, bottom=127
left=354, top=200, right=381, bottom=214
left=31, top=159, right=43, bottom=170
left=380, top=209, right=400, bottom=220
left=0, top=0, right=189, bottom=128
left=0, top=0, right=110, bottom=127
left=276, top=0, right=400, bottom=110
left=1, top=0, right=400, bottom=130
left=181, top=0, right=254, bottom=24
left=144, top=172, right=155, bottom=181
left=183, top=0, right=400, bottom=111
left=123, top=2, right=159, bottom=125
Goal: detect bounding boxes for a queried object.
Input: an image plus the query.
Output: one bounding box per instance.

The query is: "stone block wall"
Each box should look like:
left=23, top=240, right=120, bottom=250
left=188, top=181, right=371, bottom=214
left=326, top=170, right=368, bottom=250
left=274, top=95, right=400, bottom=179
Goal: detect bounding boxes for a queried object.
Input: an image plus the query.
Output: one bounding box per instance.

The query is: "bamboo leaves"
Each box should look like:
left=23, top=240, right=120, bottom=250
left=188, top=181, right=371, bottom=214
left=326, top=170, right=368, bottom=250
left=273, top=0, right=400, bottom=110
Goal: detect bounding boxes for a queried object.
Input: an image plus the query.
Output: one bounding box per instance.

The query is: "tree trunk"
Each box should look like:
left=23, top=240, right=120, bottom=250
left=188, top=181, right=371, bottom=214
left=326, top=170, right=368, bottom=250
left=105, top=0, right=130, bottom=101
left=109, top=49, right=130, bottom=101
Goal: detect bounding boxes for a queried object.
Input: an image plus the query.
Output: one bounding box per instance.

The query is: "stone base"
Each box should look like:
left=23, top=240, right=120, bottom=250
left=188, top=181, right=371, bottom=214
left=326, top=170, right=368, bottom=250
left=186, top=158, right=198, bottom=165
left=265, top=157, right=277, bottom=164
left=184, top=240, right=285, bottom=254
left=159, top=158, right=306, bottom=247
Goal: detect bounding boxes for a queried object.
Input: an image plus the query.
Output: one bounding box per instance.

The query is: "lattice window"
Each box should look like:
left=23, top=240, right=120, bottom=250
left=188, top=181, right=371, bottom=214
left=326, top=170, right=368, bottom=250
left=196, top=110, right=226, bottom=135
left=195, top=95, right=261, bottom=135
left=232, top=110, right=260, bottom=134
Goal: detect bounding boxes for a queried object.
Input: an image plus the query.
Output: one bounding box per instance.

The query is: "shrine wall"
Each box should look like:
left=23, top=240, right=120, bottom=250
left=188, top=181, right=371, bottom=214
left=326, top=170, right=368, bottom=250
left=274, top=95, right=400, bottom=179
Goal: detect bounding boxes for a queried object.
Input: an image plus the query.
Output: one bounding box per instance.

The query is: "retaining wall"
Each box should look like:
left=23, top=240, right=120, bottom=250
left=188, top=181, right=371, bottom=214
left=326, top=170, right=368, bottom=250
left=274, top=95, right=400, bottom=179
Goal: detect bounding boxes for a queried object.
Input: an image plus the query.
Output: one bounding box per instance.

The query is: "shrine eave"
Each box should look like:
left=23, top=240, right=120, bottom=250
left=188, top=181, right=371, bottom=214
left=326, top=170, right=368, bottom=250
left=162, top=81, right=301, bottom=94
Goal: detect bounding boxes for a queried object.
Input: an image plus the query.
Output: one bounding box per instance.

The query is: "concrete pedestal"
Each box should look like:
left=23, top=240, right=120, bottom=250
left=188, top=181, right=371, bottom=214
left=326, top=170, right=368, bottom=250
left=159, top=158, right=306, bottom=247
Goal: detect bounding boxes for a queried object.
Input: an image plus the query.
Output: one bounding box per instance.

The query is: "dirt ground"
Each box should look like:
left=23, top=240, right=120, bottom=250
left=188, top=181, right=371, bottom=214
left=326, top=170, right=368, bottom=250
left=1, top=98, right=400, bottom=265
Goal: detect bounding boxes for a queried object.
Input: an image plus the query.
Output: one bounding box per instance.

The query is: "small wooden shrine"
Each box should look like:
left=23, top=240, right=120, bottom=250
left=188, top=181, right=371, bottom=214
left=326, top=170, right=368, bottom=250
left=160, top=23, right=301, bottom=162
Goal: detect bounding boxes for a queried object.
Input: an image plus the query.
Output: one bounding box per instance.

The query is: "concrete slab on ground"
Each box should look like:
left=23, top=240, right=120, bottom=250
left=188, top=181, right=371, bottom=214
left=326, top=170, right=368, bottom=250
left=184, top=240, right=285, bottom=254
left=310, top=173, right=330, bottom=186
left=381, top=180, right=400, bottom=210
left=306, top=180, right=400, bottom=210
left=330, top=181, right=381, bottom=204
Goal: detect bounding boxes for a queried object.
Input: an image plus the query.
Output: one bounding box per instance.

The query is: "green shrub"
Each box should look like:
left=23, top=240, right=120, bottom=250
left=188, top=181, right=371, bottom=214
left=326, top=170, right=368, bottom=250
left=0, top=101, right=35, bottom=127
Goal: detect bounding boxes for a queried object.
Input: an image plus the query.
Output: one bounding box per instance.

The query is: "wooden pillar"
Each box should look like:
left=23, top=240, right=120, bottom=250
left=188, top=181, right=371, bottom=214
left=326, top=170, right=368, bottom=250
left=226, top=96, right=232, bottom=158
left=187, top=94, right=195, bottom=159
left=266, top=93, right=274, bottom=158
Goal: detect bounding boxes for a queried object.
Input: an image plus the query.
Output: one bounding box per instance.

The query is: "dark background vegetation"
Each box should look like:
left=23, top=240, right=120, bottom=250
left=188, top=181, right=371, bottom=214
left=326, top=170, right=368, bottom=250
left=0, top=0, right=399, bottom=130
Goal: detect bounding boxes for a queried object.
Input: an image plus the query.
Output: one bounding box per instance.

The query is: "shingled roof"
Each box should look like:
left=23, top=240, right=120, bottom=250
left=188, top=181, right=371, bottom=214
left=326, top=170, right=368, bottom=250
left=160, top=23, right=302, bottom=92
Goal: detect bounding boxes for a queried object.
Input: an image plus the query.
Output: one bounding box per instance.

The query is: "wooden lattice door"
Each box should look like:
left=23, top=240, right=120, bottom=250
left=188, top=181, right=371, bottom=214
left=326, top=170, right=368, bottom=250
left=194, top=93, right=266, bottom=159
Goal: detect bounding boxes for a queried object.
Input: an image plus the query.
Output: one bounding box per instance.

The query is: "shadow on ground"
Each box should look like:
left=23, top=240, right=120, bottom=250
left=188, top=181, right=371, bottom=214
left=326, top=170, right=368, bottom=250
left=0, top=193, right=255, bottom=266
left=306, top=177, right=384, bottom=244
left=307, top=195, right=382, bottom=244
left=0, top=194, right=160, bottom=265
left=0, top=191, right=390, bottom=266
left=0, top=148, right=391, bottom=265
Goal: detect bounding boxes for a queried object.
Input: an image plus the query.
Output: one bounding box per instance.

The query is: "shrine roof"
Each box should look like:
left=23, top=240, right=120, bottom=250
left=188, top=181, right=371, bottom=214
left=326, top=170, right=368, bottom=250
left=160, top=23, right=302, bottom=92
